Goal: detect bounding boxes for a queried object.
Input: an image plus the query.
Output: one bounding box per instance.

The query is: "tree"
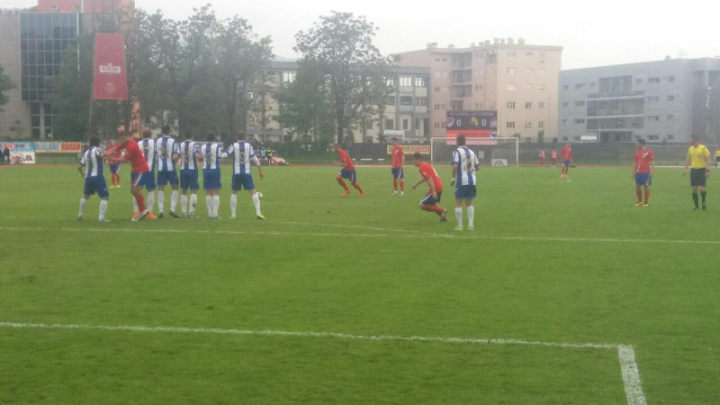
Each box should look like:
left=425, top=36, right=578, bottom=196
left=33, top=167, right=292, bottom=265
left=275, top=58, right=333, bottom=142
left=295, top=11, right=392, bottom=144
left=0, top=64, right=13, bottom=112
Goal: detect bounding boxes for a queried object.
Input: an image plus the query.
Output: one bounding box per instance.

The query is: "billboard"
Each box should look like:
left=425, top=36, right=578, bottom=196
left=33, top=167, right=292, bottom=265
left=2, top=142, right=36, bottom=164
left=92, top=33, right=128, bottom=100
left=34, top=142, right=83, bottom=154
left=445, top=111, right=497, bottom=139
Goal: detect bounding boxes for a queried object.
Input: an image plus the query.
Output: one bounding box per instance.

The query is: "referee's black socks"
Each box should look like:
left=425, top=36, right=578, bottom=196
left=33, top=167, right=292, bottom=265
left=692, top=192, right=699, bottom=208
left=701, top=192, right=707, bottom=204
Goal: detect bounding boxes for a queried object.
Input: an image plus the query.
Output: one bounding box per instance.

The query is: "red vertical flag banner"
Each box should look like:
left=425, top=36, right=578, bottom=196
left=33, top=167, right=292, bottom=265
left=92, top=33, right=128, bottom=100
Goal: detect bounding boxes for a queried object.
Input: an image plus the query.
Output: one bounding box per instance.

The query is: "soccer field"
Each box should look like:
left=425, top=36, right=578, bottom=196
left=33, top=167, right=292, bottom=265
left=1, top=164, right=719, bottom=404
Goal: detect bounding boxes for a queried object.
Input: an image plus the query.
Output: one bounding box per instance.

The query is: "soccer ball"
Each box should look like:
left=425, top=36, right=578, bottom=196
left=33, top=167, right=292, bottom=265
left=257, top=191, right=263, bottom=200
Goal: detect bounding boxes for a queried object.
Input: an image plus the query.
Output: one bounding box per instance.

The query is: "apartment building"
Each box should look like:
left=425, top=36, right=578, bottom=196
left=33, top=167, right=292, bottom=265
left=395, top=38, right=562, bottom=141
left=560, top=58, right=720, bottom=143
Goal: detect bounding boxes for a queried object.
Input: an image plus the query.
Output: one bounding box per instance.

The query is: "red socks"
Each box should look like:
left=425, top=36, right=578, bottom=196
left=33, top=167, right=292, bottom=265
left=352, top=183, right=364, bottom=193
left=135, top=193, right=146, bottom=212
left=421, top=205, right=444, bottom=214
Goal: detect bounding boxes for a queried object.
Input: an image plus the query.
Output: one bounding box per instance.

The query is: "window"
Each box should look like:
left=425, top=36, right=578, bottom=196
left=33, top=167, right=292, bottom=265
left=575, top=83, right=585, bottom=89
left=434, top=104, right=440, bottom=110
left=562, top=119, right=568, bottom=125
left=635, top=78, right=643, bottom=85
left=575, top=100, right=585, bottom=107
left=574, top=118, right=585, bottom=124
left=668, top=95, right=675, bottom=101
left=399, top=76, right=412, bottom=87
left=385, top=119, right=395, bottom=130
left=526, top=51, right=534, bottom=56
left=538, top=121, right=545, bottom=129
left=525, top=122, right=533, bottom=129
left=537, top=84, right=545, bottom=91
left=414, top=77, right=427, bottom=87
left=563, top=84, right=569, bottom=90
left=282, top=72, right=296, bottom=83
left=400, top=96, right=413, bottom=106
left=416, top=96, right=428, bottom=106
left=648, top=135, right=659, bottom=141
left=668, top=76, right=675, bottom=82
left=434, top=87, right=440, bottom=92
left=563, top=102, right=569, bottom=107
left=647, top=115, right=660, bottom=122
left=648, top=77, right=661, bottom=83
left=525, top=102, right=532, bottom=109
left=441, top=104, right=447, bottom=110
left=402, top=119, right=410, bottom=130
left=667, top=134, right=675, bottom=141
left=506, top=121, right=516, bottom=129
left=507, top=101, right=516, bottom=109
left=647, top=96, right=659, bottom=102
left=508, top=51, right=516, bottom=58
left=667, top=114, right=674, bottom=121
left=386, top=78, right=395, bottom=87
left=507, top=67, right=516, bottom=74
left=539, top=102, right=545, bottom=109
left=366, top=119, right=373, bottom=130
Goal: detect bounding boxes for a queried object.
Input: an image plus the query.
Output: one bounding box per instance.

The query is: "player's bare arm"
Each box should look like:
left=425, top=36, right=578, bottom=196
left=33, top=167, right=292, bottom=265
left=451, top=163, right=458, bottom=186
left=411, top=177, right=428, bottom=190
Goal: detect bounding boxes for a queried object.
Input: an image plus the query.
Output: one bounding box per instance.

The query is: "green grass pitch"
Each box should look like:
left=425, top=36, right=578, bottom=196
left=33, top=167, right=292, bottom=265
left=1, top=163, right=719, bottom=403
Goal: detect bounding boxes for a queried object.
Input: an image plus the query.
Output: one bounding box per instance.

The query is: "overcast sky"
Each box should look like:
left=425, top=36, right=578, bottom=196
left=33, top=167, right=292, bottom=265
left=5, top=0, right=719, bottom=69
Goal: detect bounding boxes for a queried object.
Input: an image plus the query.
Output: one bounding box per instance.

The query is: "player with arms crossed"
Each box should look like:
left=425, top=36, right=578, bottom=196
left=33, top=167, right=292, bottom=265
left=683, top=135, right=711, bottom=211
left=178, top=132, right=201, bottom=219
left=155, top=125, right=181, bottom=218
left=451, top=135, right=480, bottom=231
left=411, top=152, right=447, bottom=222
left=561, top=142, right=573, bottom=179
left=103, top=131, right=151, bottom=221
left=198, top=134, right=223, bottom=219
left=632, top=138, right=655, bottom=207
left=226, top=132, right=265, bottom=220
left=390, top=138, right=404, bottom=195
left=333, top=144, right=365, bottom=197
left=78, top=137, right=110, bottom=222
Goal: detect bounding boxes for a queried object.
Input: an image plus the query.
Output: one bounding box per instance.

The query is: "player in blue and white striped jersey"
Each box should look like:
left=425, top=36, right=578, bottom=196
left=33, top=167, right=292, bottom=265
left=137, top=130, right=157, bottom=218
left=450, top=135, right=480, bottom=231
left=77, top=137, right=110, bottom=222
left=225, top=132, right=265, bottom=220
left=178, top=132, right=201, bottom=219
left=155, top=125, right=181, bottom=218
left=198, top=134, right=224, bottom=219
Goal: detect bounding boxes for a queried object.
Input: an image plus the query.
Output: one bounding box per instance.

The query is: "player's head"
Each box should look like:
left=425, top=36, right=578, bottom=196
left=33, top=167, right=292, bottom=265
left=89, top=137, right=100, bottom=147
left=690, top=135, right=699, bottom=145
left=237, top=132, right=246, bottom=141
left=412, top=152, right=423, bottom=166
left=142, top=129, right=152, bottom=139
left=161, top=125, right=171, bottom=136
left=636, top=138, right=646, bottom=149
left=456, top=135, right=466, bottom=146
left=332, top=143, right=340, bottom=152
left=108, top=139, right=116, bottom=146
left=207, top=133, right=216, bottom=142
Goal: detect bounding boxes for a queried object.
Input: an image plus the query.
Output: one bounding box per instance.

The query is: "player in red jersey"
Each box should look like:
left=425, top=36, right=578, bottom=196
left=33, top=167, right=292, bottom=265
left=411, top=152, right=447, bottom=221
left=333, top=144, right=365, bottom=197
left=103, top=132, right=151, bottom=221
left=390, top=138, right=405, bottom=195
left=551, top=150, right=558, bottom=167
left=539, top=149, right=546, bottom=167
left=106, top=139, right=121, bottom=188
left=560, top=143, right=573, bottom=179
left=632, top=138, right=655, bottom=207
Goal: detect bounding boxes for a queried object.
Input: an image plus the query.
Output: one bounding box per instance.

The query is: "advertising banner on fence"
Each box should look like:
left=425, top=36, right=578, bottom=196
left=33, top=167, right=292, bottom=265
left=386, top=144, right=430, bottom=156
left=2, top=142, right=36, bottom=164
left=446, top=111, right=497, bottom=142
left=34, top=142, right=83, bottom=154
left=93, top=33, right=128, bottom=100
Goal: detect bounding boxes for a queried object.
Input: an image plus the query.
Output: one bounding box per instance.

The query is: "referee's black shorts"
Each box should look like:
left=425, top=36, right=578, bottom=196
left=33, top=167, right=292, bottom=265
left=690, top=168, right=707, bottom=187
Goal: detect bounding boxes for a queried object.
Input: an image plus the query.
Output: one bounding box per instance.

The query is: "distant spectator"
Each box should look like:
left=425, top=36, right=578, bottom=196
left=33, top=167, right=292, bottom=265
left=2, top=146, right=9, bottom=164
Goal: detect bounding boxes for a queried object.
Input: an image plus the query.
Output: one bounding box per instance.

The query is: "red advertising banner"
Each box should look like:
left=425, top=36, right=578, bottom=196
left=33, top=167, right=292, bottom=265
left=92, top=33, right=128, bottom=100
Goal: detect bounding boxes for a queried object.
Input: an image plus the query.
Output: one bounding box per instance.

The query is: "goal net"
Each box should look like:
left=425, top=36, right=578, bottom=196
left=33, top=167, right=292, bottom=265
left=430, top=137, right=519, bottom=167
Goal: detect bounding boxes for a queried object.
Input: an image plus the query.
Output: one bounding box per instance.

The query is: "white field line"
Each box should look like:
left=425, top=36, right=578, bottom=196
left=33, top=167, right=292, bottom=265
left=0, top=321, right=645, bottom=405
left=1, top=225, right=720, bottom=246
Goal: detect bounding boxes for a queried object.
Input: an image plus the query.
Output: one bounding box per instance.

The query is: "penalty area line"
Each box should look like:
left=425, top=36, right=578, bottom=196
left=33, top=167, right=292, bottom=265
left=0, top=321, right=646, bottom=405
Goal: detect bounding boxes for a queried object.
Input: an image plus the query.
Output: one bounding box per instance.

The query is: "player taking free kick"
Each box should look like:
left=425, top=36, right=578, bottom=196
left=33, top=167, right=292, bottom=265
left=103, top=132, right=151, bottom=221
left=411, top=153, right=447, bottom=222
left=333, top=144, right=365, bottom=197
